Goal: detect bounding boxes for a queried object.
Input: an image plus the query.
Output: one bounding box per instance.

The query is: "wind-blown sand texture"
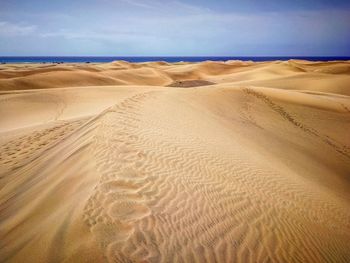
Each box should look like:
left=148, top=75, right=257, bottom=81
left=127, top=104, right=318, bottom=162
left=0, top=60, right=350, bottom=263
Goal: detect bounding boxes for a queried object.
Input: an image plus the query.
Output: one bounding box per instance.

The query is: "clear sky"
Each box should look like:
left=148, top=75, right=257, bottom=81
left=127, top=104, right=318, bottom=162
left=1, top=0, right=350, bottom=56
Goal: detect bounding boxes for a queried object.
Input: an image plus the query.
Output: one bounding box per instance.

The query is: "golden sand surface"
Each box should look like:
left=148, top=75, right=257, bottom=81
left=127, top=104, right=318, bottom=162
left=0, top=60, right=350, bottom=262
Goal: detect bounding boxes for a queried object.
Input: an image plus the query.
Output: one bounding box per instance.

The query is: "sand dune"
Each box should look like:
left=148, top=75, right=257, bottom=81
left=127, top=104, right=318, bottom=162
left=0, top=60, right=350, bottom=263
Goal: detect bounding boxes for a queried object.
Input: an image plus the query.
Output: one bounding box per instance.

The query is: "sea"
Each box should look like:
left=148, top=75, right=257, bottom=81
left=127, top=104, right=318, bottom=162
left=0, top=56, right=349, bottom=63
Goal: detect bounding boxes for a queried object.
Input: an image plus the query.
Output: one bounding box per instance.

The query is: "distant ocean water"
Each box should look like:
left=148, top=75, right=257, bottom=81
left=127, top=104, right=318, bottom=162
left=0, top=56, right=349, bottom=63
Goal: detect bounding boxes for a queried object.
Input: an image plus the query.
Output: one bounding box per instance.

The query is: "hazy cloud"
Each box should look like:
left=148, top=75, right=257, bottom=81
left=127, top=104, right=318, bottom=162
left=117, top=0, right=211, bottom=14
left=0, top=21, right=37, bottom=36
left=119, top=0, right=155, bottom=9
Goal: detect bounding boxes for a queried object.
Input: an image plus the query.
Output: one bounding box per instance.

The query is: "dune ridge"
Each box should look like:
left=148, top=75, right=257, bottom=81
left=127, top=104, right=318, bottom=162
left=0, top=60, right=350, bottom=263
left=1, top=60, right=350, bottom=95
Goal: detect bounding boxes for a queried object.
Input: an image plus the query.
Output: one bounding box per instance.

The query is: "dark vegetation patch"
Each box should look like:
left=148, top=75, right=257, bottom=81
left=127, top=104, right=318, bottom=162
left=167, top=80, right=215, bottom=88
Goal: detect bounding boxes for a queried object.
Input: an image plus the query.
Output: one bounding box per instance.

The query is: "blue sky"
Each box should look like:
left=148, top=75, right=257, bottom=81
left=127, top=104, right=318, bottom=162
left=1, top=0, right=350, bottom=56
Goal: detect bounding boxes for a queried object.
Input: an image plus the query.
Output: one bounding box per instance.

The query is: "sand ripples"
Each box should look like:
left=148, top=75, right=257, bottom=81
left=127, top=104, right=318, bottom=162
left=1, top=61, right=350, bottom=262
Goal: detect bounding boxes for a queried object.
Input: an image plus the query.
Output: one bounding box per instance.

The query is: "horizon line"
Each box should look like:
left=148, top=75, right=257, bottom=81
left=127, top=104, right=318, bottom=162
left=1, top=55, right=350, bottom=58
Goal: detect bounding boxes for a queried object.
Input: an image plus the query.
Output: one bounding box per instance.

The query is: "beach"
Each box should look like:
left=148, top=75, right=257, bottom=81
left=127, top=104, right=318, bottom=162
left=0, top=60, right=350, bottom=262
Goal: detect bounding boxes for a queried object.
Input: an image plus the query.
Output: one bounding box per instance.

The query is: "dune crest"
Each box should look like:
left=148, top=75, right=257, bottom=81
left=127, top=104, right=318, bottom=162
left=1, top=61, right=350, bottom=263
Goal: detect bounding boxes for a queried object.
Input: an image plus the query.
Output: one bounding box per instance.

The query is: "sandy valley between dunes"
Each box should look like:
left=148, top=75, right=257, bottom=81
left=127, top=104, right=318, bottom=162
left=0, top=60, right=350, bottom=262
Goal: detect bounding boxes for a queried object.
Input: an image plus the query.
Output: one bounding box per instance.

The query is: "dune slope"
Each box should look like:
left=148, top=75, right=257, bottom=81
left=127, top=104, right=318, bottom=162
left=0, top=61, right=350, bottom=263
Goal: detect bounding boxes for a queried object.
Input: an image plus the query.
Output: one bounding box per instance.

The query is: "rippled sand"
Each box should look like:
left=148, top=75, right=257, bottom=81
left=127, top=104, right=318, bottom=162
left=1, top=60, right=350, bottom=262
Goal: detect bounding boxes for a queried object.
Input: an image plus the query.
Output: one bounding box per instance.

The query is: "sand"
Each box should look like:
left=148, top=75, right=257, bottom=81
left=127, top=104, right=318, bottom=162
left=0, top=60, right=350, bottom=263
